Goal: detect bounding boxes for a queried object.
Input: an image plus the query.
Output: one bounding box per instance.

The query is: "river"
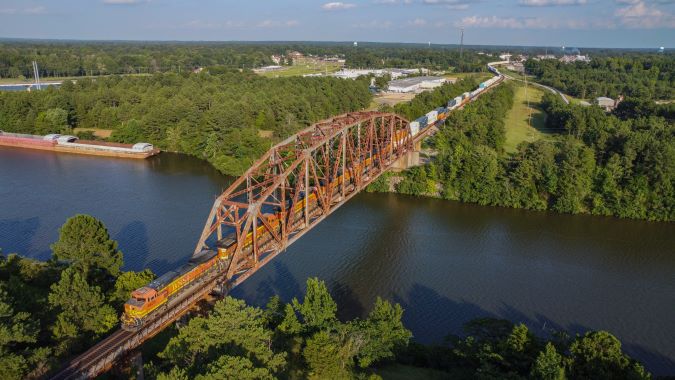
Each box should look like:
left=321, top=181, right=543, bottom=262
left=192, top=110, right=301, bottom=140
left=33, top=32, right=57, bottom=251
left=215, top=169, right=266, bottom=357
left=1, top=147, right=673, bottom=375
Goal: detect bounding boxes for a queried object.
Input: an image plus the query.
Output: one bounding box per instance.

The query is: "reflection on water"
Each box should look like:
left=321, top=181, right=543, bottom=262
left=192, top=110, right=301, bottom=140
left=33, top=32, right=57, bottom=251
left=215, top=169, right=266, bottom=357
left=1, top=147, right=673, bottom=375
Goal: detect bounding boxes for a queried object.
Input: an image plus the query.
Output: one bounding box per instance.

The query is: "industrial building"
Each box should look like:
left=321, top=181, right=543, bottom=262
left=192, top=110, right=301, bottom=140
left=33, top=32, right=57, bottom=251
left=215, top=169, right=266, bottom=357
left=387, top=76, right=446, bottom=93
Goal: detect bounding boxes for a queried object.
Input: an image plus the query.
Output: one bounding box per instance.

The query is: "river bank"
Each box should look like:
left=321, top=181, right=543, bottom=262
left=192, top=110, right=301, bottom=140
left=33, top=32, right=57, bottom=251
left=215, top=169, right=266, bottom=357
left=1, top=148, right=673, bottom=374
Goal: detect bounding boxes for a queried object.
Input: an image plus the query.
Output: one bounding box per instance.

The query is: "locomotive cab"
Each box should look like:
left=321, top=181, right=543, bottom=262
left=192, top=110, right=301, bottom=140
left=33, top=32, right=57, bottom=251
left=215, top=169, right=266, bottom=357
left=124, top=287, right=158, bottom=317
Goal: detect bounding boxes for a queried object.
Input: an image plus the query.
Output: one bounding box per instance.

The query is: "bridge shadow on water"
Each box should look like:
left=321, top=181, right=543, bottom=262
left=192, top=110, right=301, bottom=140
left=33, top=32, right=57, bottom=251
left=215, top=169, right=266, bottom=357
left=392, top=283, right=675, bottom=376
left=230, top=260, right=303, bottom=307
left=0, top=217, right=50, bottom=259
left=114, top=220, right=187, bottom=274
left=115, top=221, right=151, bottom=272
left=228, top=260, right=367, bottom=321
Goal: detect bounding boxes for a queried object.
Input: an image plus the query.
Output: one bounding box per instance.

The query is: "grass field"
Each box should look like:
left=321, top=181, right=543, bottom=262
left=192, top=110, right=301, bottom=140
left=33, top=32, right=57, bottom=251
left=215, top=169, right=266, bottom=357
left=445, top=72, right=493, bottom=82
left=503, top=82, right=552, bottom=153
left=257, top=62, right=343, bottom=78
left=73, top=128, right=113, bottom=138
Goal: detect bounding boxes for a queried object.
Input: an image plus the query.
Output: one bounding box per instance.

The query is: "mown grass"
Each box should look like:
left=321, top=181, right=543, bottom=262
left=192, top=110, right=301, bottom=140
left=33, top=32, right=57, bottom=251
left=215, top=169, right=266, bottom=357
left=503, top=82, right=552, bottom=153
left=257, top=62, right=343, bottom=78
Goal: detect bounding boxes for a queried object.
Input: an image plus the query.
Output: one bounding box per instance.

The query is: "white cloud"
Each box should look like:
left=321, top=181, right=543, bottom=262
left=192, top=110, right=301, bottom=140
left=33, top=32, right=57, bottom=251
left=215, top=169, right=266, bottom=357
left=321, top=2, right=357, bottom=10
left=257, top=20, right=299, bottom=28
left=182, top=20, right=245, bottom=30
left=456, top=15, right=611, bottom=29
left=422, top=0, right=472, bottom=9
left=24, top=6, right=46, bottom=14
left=0, top=6, right=46, bottom=14
left=352, top=20, right=393, bottom=28
left=373, top=0, right=413, bottom=4
left=103, top=0, right=148, bottom=4
left=614, top=1, right=675, bottom=28
left=408, top=18, right=428, bottom=27
left=519, top=0, right=587, bottom=6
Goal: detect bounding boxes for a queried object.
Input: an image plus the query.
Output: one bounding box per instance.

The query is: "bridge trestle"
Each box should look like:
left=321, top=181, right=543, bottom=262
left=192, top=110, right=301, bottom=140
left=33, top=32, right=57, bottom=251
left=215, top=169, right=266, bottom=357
left=194, top=111, right=413, bottom=286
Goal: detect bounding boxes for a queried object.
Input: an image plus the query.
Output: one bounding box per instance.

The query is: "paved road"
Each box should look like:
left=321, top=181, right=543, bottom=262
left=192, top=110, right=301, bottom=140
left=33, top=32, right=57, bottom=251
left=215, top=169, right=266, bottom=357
left=503, top=73, right=570, bottom=104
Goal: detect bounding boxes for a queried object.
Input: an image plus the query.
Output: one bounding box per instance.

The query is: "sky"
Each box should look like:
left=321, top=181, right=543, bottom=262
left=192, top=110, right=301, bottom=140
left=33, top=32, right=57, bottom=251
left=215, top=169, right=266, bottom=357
left=0, top=0, right=672, bottom=48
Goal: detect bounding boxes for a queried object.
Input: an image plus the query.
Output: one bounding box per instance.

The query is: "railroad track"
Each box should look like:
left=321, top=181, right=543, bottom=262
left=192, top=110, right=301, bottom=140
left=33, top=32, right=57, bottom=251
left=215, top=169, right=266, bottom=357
left=50, top=330, right=134, bottom=380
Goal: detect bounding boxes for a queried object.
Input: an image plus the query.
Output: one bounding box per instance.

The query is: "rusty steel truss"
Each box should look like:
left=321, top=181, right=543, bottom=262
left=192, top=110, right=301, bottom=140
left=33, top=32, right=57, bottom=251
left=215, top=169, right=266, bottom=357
left=194, top=111, right=412, bottom=287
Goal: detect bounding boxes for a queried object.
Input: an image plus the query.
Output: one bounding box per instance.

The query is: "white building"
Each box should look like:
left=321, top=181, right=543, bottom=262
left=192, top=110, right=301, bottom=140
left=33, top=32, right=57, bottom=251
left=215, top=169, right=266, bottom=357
left=388, top=76, right=446, bottom=93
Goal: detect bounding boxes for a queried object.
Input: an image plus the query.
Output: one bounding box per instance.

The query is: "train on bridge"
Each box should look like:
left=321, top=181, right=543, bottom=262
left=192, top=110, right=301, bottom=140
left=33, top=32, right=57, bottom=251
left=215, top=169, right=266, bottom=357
left=121, top=66, right=505, bottom=331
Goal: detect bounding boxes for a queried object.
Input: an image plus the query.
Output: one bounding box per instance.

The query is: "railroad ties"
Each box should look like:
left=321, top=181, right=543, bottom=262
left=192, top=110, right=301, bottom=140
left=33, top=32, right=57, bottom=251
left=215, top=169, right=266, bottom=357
left=48, top=70, right=504, bottom=380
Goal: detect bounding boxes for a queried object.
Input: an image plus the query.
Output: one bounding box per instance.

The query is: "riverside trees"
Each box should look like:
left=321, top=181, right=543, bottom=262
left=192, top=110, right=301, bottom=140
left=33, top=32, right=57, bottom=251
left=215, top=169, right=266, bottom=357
left=371, top=78, right=674, bottom=222
left=150, top=278, right=412, bottom=379
left=0, top=215, right=155, bottom=379
left=0, top=71, right=372, bottom=176
left=524, top=55, right=673, bottom=101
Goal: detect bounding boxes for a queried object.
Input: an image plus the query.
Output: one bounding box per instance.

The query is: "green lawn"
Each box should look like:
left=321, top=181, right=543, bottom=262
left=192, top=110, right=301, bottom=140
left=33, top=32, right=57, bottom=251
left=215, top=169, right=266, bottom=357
left=445, top=72, right=493, bottom=83
left=503, top=82, right=552, bottom=153
left=257, top=62, right=343, bottom=78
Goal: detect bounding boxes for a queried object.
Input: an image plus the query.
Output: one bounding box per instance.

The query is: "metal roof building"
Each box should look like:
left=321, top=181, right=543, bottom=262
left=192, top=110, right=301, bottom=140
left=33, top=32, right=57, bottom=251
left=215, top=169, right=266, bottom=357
left=387, top=76, right=446, bottom=93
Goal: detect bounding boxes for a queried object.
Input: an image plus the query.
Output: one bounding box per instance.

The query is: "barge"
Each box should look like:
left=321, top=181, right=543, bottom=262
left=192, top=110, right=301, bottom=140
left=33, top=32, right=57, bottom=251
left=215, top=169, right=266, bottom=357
left=0, top=131, right=159, bottom=159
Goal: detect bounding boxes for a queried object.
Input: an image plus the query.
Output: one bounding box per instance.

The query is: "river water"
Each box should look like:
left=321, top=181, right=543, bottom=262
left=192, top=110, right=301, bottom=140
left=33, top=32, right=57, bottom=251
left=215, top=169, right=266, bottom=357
left=1, top=147, right=673, bottom=375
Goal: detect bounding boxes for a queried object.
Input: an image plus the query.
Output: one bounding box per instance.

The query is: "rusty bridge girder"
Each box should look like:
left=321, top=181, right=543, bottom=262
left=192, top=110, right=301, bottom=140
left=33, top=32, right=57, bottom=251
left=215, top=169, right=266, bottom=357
left=194, top=111, right=413, bottom=288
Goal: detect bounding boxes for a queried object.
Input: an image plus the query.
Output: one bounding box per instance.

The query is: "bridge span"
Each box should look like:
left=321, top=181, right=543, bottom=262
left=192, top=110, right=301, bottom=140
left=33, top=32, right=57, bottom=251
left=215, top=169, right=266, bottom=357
left=49, top=68, right=504, bottom=380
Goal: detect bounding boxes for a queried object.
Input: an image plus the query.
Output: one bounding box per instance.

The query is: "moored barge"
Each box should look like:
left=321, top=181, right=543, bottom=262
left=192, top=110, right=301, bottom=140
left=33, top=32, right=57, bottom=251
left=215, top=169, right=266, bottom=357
left=0, top=131, right=159, bottom=159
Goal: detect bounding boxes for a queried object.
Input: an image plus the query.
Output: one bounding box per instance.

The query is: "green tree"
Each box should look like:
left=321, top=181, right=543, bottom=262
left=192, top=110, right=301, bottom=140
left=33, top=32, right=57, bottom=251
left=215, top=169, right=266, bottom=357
left=48, top=268, right=117, bottom=341
left=569, top=331, right=650, bottom=380
left=159, top=297, right=286, bottom=377
left=530, top=343, right=565, bottom=380
left=353, top=297, right=412, bottom=367
left=35, top=107, right=69, bottom=135
left=277, top=303, right=302, bottom=336
left=303, top=329, right=357, bottom=380
left=50, top=214, right=123, bottom=279
left=292, top=277, right=337, bottom=331
left=0, top=287, right=39, bottom=380
left=111, top=269, right=155, bottom=304
left=196, top=355, right=275, bottom=380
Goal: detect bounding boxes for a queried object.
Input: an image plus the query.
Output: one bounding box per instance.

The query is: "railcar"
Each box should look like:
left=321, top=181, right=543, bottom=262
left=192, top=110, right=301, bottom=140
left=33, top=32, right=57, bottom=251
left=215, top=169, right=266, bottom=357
left=122, top=66, right=505, bottom=330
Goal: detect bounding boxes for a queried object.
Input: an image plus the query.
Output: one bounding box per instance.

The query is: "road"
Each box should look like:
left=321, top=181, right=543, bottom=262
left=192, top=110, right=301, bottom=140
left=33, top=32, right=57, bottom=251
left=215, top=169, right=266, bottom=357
left=503, top=73, right=570, bottom=104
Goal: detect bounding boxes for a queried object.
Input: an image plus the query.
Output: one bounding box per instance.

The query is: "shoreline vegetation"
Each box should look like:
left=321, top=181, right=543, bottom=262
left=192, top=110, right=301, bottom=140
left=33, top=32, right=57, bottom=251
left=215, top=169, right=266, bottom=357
left=368, top=75, right=673, bottom=223
left=0, top=215, right=659, bottom=379
left=1, top=43, right=670, bottom=221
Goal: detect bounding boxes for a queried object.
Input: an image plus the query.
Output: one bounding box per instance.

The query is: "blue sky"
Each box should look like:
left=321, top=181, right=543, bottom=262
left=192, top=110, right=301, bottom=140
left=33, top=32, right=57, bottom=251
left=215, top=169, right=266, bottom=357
left=0, top=0, right=672, bottom=48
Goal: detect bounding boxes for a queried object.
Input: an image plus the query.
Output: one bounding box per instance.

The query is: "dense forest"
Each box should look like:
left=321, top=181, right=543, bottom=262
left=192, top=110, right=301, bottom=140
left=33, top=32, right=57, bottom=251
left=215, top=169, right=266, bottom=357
left=0, top=71, right=372, bottom=175
left=369, top=78, right=674, bottom=222
left=0, top=215, right=654, bottom=379
left=0, top=41, right=489, bottom=79
left=524, top=55, right=674, bottom=100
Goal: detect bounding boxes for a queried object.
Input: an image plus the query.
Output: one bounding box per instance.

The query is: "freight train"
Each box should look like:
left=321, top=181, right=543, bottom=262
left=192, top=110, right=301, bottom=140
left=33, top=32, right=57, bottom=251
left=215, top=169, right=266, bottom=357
left=408, top=66, right=504, bottom=136
left=121, top=65, right=505, bottom=330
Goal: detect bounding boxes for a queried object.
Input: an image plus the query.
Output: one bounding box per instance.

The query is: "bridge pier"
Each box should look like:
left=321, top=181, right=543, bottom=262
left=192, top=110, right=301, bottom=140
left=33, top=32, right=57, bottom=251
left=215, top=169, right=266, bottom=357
left=131, top=351, right=144, bottom=380
left=391, top=140, right=422, bottom=171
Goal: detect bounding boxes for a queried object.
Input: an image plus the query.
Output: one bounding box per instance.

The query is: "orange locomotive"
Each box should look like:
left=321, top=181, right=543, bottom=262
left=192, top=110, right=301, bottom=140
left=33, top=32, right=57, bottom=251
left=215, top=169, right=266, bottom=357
left=121, top=117, right=427, bottom=330
left=121, top=73, right=505, bottom=329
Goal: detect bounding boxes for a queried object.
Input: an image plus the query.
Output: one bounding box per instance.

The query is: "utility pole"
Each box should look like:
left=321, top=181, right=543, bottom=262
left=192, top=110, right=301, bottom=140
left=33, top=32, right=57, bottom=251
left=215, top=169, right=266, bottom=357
left=32, top=61, right=41, bottom=90
left=525, top=73, right=531, bottom=129
left=459, top=27, right=464, bottom=59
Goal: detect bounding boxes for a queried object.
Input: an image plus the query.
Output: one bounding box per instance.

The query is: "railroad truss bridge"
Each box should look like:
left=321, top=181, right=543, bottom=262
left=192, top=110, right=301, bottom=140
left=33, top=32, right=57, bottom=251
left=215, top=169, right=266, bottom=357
left=50, top=111, right=433, bottom=379
left=50, top=69, right=504, bottom=379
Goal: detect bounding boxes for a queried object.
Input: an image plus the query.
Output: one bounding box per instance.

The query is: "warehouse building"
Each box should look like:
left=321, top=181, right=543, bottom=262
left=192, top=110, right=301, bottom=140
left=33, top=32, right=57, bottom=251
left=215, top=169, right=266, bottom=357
left=387, top=76, right=446, bottom=93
